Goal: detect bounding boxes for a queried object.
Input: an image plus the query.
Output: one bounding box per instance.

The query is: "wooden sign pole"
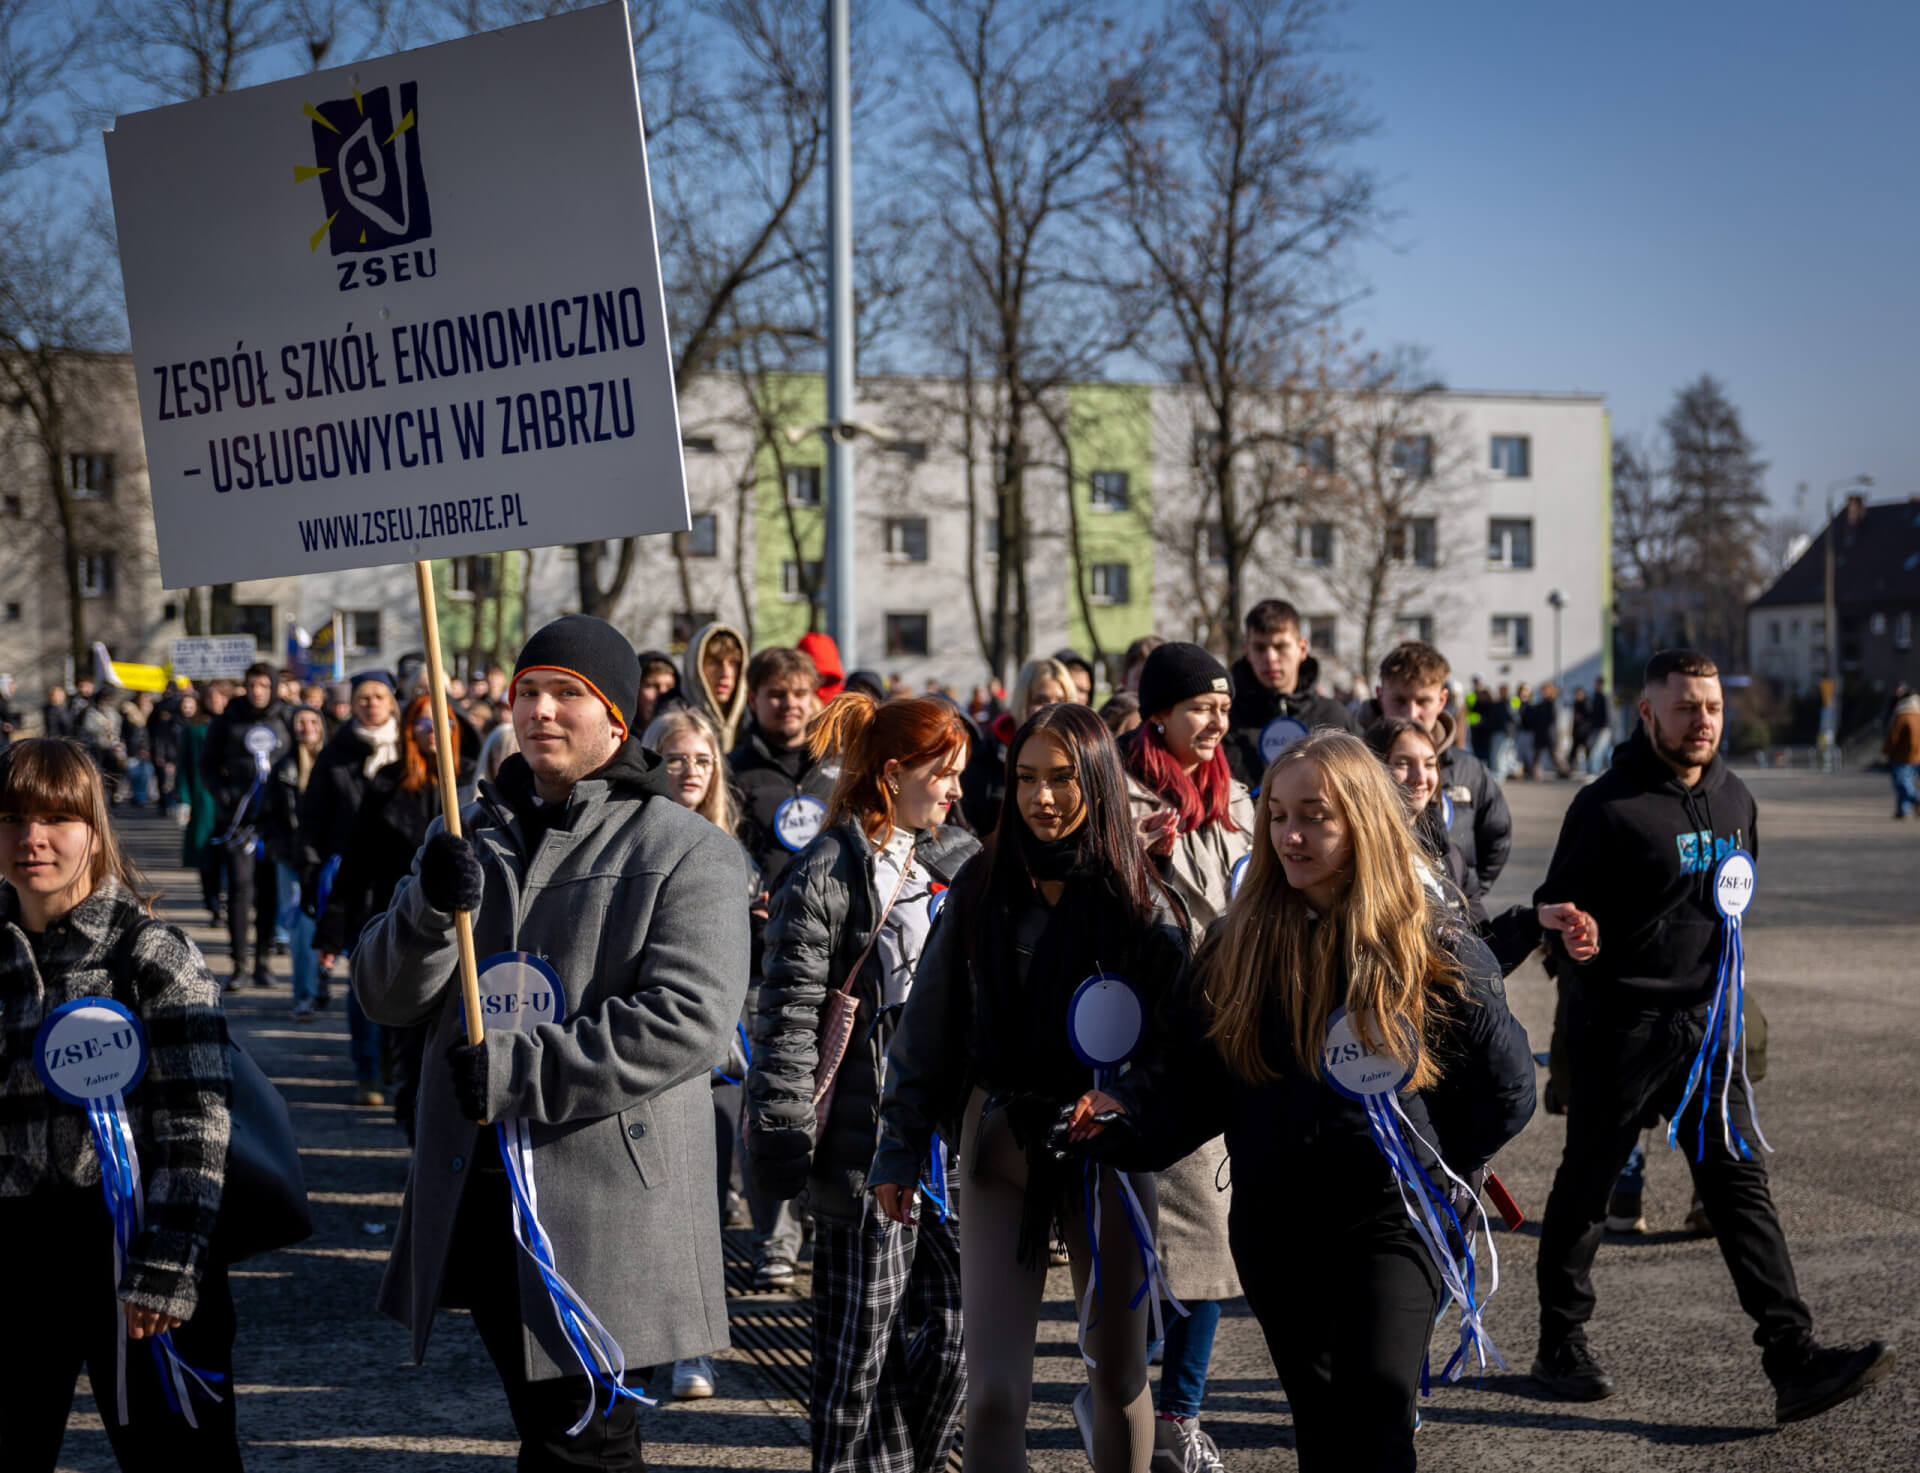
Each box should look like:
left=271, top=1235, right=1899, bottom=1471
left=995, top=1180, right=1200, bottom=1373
left=414, top=560, right=485, bottom=1046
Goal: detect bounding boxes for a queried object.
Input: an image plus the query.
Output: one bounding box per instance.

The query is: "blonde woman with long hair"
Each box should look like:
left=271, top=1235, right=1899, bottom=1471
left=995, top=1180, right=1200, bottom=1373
left=1059, top=731, right=1537, bottom=1473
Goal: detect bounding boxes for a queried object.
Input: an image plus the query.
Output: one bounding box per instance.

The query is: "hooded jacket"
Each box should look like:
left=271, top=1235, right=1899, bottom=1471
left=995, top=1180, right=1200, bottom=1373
left=201, top=693, right=295, bottom=827
left=351, top=736, right=750, bottom=1379
left=683, top=622, right=749, bottom=749
left=1356, top=699, right=1511, bottom=891
left=1533, top=727, right=1757, bottom=1007
left=796, top=631, right=846, bottom=703
left=731, top=718, right=839, bottom=911
left=1224, top=654, right=1357, bottom=786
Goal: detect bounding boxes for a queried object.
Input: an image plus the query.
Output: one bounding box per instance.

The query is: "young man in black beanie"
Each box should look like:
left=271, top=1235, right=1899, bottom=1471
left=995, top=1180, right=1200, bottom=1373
left=353, top=614, right=749, bottom=1470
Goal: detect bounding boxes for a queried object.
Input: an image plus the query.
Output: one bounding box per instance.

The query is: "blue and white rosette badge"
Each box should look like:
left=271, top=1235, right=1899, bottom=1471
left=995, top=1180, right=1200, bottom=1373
left=243, top=723, right=278, bottom=779
left=774, top=794, right=827, bottom=853
left=478, top=953, right=655, bottom=1430
left=1324, top=1004, right=1504, bottom=1384
left=1065, top=973, right=1185, bottom=1366
left=34, top=998, right=224, bottom=1425
left=1229, top=854, right=1250, bottom=899
left=1439, top=789, right=1456, bottom=833
left=1258, top=715, right=1311, bottom=766
left=1669, top=849, right=1770, bottom=1163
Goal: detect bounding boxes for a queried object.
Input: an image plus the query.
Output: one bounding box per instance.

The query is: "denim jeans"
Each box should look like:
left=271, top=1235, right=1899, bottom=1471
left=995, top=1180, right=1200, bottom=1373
left=126, top=757, right=154, bottom=806
left=346, top=986, right=383, bottom=1086
left=1891, top=763, right=1919, bottom=818
left=275, top=865, right=328, bottom=1009
left=1156, top=1297, right=1223, bottom=1419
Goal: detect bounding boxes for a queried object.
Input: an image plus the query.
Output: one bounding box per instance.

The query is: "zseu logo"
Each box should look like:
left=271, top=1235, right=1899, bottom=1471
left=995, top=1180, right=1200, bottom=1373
left=297, top=82, right=431, bottom=254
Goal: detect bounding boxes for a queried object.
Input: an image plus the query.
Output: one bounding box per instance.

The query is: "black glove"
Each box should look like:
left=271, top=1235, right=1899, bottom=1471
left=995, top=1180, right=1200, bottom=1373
left=1046, top=1097, right=1129, bottom=1162
left=419, top=832, right=484, bottom=914
left=448, top=1041, right=490, bottom=1122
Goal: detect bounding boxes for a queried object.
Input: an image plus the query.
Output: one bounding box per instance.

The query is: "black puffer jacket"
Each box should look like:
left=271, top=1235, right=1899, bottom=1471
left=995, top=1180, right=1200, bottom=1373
left=746, top=817, right=980, bottom=1222
left=731, top=719, right=838, bottom=969
left=1223, top=655, right=1356, bottom=786
left=201, top=695, right=295, bottom=827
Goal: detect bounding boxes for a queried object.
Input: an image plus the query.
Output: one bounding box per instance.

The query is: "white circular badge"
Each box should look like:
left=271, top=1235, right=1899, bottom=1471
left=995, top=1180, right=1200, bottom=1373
left=1321, top=1004, right=1414, bottom=1101
left=1259, top=716, right=1311, bottom=765
left=1067, top=973, right=1144, bottom=1071
left=775, top=794, right=827, bottom=853
left=1229, top=854, right=1250, bottom=898
left=245, top=723, right=279, bottom=776
left=928, top=887, right=949, bottom=923
left=1713, top=849, right=1756, bottom=920
left=34, top=998, right=148, bottom=1105
left=474, top=952, right=565, bottom=1035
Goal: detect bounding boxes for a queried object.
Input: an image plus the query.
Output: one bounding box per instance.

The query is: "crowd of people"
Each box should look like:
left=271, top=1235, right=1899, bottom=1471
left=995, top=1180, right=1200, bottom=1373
left=0, top=601, right=1896, bottom=1473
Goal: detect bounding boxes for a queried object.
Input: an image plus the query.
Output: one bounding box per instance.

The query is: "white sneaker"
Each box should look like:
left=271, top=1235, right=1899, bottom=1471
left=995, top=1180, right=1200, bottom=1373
left=671, top=1355, right=716, bottom=1400
left=1071, top=1385, right=1096, bottom=1463
left=1151, top=1415, right=1227, bottom=1473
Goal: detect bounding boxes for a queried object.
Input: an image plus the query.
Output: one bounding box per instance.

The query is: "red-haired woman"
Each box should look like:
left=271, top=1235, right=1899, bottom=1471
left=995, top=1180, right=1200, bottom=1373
left=1119, top=641, right=1252, bottom=1469
left=0, top=740, right=238, bottom=1469
left=747, top=694, right=979, bottom=1473
left=317, top=692, right=476, bottom=1132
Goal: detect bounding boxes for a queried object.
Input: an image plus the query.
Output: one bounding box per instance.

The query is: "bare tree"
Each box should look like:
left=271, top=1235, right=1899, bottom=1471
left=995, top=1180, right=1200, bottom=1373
left=1115, top=0, right=1377, bottom=642
left=905, top=0, right=1151, bottom=679
left=0, top=0, right=87, bottom=175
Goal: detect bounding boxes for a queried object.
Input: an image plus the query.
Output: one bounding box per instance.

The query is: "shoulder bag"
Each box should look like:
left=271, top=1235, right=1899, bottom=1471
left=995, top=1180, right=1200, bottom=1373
left=811, top=841, right=916, bottom=1137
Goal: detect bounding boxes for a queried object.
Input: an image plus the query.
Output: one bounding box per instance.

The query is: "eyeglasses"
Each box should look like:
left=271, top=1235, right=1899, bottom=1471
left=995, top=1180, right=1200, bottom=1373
left=662, top=753, right=716, bottom=773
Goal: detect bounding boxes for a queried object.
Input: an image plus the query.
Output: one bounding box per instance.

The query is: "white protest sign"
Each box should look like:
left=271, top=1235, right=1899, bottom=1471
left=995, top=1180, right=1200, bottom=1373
left=105, top=1, right=686, bottom=587
left=170, top=636, right=259, bottom=680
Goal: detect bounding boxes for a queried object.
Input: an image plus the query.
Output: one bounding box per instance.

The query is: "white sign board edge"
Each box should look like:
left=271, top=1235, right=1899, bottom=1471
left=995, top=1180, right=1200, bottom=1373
left=104, top=1, right=688, bottom=589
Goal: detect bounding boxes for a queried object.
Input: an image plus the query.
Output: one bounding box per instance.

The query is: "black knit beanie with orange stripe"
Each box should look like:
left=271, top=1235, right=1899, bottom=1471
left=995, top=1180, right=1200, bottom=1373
left=511, top=614, right=641, bottom=737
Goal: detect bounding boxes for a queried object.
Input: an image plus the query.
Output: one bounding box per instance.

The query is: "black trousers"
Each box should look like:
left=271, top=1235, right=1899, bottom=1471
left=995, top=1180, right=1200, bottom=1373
left=1235, top=1199, right=1441, bottom=1473
left=445, top=1167, right=648, bottom=1472
left=223, top=842, right=278, bottom=981
left=0, top=1189, right=240, bottom=1472
left=1537, top=984, right=1813, bottom=1369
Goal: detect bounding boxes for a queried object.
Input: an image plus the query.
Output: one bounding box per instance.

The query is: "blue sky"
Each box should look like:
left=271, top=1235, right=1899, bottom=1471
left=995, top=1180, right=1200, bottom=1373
left=1340, top=0, right=1916, bottom=517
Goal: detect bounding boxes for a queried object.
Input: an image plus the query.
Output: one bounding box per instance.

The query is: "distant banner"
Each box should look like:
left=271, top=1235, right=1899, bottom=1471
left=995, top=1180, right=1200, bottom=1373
left=169, top=636, right=259, bottom=681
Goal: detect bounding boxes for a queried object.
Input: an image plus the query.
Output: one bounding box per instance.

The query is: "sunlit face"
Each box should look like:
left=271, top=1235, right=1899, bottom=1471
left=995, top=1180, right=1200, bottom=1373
left=1064, top=666, right=1093, bottom=705
left=246, top=674, right=274, bottom=709
left=1266, top=760, right=1352, bottom=907
left=411, top=712, right=437, bottom=757
left=1245, top=625, right=1307, bottom=693
left=705, top=649, right=740, bottom=705
left=293, top=709, right=325, bottom=750
left=889, top=743, right=968, bottom=831
left=657, top=727, right=717, bottom=811
left=1385, top=731, right=1439, bottom=814
left=512, top=669, right=621, bottom=796
left=1015, top=731, right=1086, bottom=842
left=1025, top=677, right=1071, bottom=719
left=0, top=809, right=95, bottom=917
left=1642, top=673, right=1723, bottom=771
left=352, top=683, right=395, bottom=728
left=1377, top=679, right=1448, bottom=736
left=752, top=678, right=815, bottom=744
left=1158, top=692, right=1231, bottom=771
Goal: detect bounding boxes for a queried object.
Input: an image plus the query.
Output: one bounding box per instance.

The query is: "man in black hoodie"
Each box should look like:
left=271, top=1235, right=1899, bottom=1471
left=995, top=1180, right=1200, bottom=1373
left=1530, top=649, right=1892, bottom=1422
left=1224, top=599, right=1355, bottom=785
left=202, top=660, right=294, bottom=989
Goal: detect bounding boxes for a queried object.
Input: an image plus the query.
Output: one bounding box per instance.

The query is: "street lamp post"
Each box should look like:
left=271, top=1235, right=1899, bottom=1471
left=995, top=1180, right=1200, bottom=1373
left=1546, top=588, right=1566, bottom=690
left=1820, top=475, right=1873, bottom=763
left=824, top=0, right=856, bottom=666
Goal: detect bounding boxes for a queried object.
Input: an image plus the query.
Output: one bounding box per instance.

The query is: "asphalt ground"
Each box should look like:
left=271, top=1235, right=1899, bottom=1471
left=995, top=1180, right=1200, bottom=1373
left=52, top=771, right=1919, bottom=1471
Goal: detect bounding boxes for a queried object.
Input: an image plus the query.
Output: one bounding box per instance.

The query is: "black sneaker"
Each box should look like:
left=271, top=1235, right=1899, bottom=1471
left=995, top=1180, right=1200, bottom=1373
left=1532, top=1338, right=1616, bottom=1401
left=1773, top=1340, right=1894, bottom=1424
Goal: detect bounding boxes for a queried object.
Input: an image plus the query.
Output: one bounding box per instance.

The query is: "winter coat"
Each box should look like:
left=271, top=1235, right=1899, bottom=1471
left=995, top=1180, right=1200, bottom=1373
left=0, top=878, right=231, bottom=1320
left=1885, top=694, right=1920, bottom=765
left=201, top=696, right=295, bottom=828
left=1535, top=727, right=1757, bottom=1008
left=351, top=738, right=751, bottom=1379
left=746, top=817, right=980, bottom=1223
left=683, top=622, right=749, bottom=750
left=1124, top=773, right=1257, bottom=934
left=315, top=763, right=452, bottom=956
left=1223, top=654, right=1357, bottom=786
left=731, top=718, right=839, bottom=965
left=175, top=721, right=220, bottom=869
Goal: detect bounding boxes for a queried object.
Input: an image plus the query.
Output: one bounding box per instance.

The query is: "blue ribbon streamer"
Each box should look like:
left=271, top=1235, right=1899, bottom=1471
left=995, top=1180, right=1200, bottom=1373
left=712, top=1021, right=752, bottom=1086
left=919, top=1129, right=952, bottom=1223
left=1667, top=916, right=1770, bottom=1163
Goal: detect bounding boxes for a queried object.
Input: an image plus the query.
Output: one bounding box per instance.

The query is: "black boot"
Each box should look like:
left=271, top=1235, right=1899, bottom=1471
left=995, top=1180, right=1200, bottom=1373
left=1772, top=1340, right=1894, bottom=1424
left=1532, top=1336, right=1616, bottom=1401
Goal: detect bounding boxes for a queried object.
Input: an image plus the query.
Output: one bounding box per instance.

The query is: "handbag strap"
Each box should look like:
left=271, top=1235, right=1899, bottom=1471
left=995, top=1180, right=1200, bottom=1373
left=832, top=838, right=918, bottom=1001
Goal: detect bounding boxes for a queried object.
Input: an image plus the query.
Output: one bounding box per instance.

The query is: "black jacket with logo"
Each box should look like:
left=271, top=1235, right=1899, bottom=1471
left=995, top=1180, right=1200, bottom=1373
left=1224, top=655, right=1357, bottom=786
left=1534, top=728, right=1757, bottom=1007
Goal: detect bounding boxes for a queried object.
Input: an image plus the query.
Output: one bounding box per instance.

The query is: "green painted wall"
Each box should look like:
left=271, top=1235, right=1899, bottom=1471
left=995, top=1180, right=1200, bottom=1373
left=1065, top=382, right=1155, bottom=672
left=752, top=373, right=828, bottom=648
left=432, top=552, right=527, bottom=672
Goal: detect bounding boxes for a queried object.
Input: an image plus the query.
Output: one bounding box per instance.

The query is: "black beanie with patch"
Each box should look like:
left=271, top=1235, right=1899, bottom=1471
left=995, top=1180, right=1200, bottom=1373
left=1137, top=641, right=1232, bottom=719
left=510, top=615, right=642, bottom=738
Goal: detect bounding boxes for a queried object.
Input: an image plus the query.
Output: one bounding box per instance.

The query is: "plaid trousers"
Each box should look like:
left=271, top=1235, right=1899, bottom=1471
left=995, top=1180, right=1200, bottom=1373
left=809, top=1205, right=966, bottom=1473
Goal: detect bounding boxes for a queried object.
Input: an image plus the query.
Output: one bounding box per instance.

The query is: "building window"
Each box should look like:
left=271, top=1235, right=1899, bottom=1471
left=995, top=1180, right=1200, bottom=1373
left=2, top=494, right=20, bottom=516
left=780, top=559, right=823, bottom=602
left=785, top=465, right=821, bottom=507
left=1769, top=620, right=1781, bottom=645
left=681, top=435, right=718, bottom=454
left=675, top=513, right=718, bottom=559
left=229, top=602, right=274, bottom=648
left=1302, top=434, right=1335, bottom=473
left=885, top=516, right=929, bottom=562
left=1307, top=615, right=1337, bottom=657
left=887, top=440, right=929, bottom=463
left=1191, top=428, right=1222, bottom=462
left=1089, top=471, right=1130, bottom=512
left=1391, top=435, right=1432, bottom=479
left=1491, top=614, right=1532, bottom=659
left=448, top=555, right=498, bottom=598
left=1398, top=614, right=1434, bottom=644
left=68, top=453, right=115, bottom=499
left=345, top=609, right=382, bottom=654
left=1388, top=517, right=1437, bottom=567
left=1488, top=517, right=1533, bottom=569
left=1491, top=435, right=1531, bottom=477
left=78, top=552, right=115, bottom=598
left=1898, top=611, right=1913, bottom=650
left=1870, top=611, right=1888, bottom=636
left=4, top=602, right=19, bottom=621
left=885, top=612, right=930, bottom=657
left=1090, top=563, right=1130, bottom=605
left=670, top=610, right=717, bottom=652
left=1296, top=521, right=1334, bottom=566
left=982, top=516, right=1000, bottom=559
left=1205, top=522, right=1228, bottom=566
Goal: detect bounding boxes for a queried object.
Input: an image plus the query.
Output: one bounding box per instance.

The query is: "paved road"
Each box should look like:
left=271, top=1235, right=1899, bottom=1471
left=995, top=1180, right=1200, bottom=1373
left=55, top=772, right=1917, bottom=1471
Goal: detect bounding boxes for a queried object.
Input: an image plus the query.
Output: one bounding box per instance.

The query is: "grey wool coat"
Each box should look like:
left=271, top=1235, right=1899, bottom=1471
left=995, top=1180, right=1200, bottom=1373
left=1124, top=771, right=1254, bottom=1302
left=352, top=741, right=750, bottom=1381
